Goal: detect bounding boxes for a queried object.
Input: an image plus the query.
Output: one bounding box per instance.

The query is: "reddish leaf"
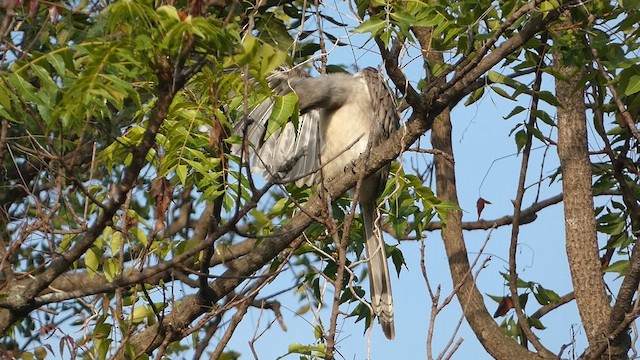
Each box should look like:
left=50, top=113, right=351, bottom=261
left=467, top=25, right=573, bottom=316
left=150, top=176, right=172, bottom=234
left=493, top=296, right=513, bottom=318
left=601, top=250, right=613, bottom=268
left=48, top=5, right=59, bottom=24
left=1, top=0, right=23, bottom=8
left=476, top=197, right=492, bottom=220
left=126, top=216, right=138, bottom=228
left=209, top=120, right=226, bottom=149
left=616, top=112, right=632, bottom=128
left=39, top=323, right=57, bottom=336
left=28, top=0, right=39, bottom=18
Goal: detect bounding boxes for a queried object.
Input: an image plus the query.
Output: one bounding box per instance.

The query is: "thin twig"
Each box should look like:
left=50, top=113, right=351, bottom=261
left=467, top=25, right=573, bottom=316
left=507, top=38, right=555, bottom=356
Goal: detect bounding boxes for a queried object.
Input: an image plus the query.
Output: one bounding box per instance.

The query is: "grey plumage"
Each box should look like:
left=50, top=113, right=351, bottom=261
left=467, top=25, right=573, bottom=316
left=234, top=66, right=399, bottom=339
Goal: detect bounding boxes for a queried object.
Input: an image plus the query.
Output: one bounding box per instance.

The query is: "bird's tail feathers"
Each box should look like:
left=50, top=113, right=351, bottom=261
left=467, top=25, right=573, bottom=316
left=361, top=201, right=395, bottom=340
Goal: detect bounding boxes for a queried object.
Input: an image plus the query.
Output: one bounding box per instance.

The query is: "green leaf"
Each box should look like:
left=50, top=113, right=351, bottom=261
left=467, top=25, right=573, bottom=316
left=266, top=92, right=298, bottom=139
left=532, top=109, right=556, bottom=126
left=7, top=73, right=42, bottom=105
left=130, top=227, right=149, bottom=246
left=270, top=197, right=290, bottom=215
left=487, top=293, right=504, bottom=303
left=622, top=0, right=640, bottom=8
left=540, top=0, right=560, bottom=14
left=624, top=75, right=640, bottom=96
left=528, top=317, right=546, bottom=330
left=534, top=284, right=560, bottom=305
left=526, top=124, right=546, bottom=143
left=488, top=70, right=521, bottom=88
left=515, top=129, right=527, bottom=153
left=533, top=284, right=550, bottom=305
left=490, top=85, right=514, bottom=100
left=537, top=90, right=561, bottom=106
left=30, top=64, right=58, bottom=91
left=295, top=42, right=321, bottom=59
left=109, top=230, right=121, bottom=256
left=156, top=5, right=181, bottom=24
left=352, top=17, right=386, bottom=35
left=389, top=246, right=405, bottom=276
left=176, top=164, right=188, bottom=186
left=86, top=247, right=100, bottom=278
left=465, top=87, right=485, bottom=106
left=0, top=85, right=12, bottom=112
left=500, top=272, right=534, bottom=289
left=218, top=351, right=241, bottom=360
left=604, top=260, right=629, bottom=275
left=131, top=305, right=154, bottom=323
left=379, top=29, right=392, bottom=47
left=228, top=35, right=258, bottom=67
left=504, top=106, right=526, bottom=120
left=391, top=11, right=418, bottom=28
left=285, top=343, right=327, bottom=357
left=103, top=258, right=119, bottom=282
left=262, top=48, right=286, bottom=75
left=47, top=53, right=67, bottom=76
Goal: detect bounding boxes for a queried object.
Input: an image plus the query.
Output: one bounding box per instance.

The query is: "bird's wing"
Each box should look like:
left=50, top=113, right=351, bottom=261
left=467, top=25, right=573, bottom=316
left=232, top=68, right=322, bottom=184
left=252, top=110, right=321, bottom=184
left=361, top=67, right=400, bottom=148
left=288, top=110, right=321, bottom=186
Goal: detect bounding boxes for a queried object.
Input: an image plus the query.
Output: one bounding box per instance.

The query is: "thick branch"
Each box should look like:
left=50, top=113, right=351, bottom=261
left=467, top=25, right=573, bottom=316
left=26, top=239, right=258, bottom=303
left=427, top=193, right=562, bottom=232
left=554, top=49, right=611, bottom=350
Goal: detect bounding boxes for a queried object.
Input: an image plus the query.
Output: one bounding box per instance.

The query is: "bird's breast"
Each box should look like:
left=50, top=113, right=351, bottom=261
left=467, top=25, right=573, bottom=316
left=319, top=99, right=372, bottom=178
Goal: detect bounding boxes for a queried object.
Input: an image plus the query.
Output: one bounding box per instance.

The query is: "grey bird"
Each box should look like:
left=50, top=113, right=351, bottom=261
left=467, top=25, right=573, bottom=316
left=234, top=66, right=399, bottom=339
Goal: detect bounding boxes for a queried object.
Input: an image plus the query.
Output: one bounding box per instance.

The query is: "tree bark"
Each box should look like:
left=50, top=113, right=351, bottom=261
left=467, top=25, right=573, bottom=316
left=553, top=50, right=612, bottom=353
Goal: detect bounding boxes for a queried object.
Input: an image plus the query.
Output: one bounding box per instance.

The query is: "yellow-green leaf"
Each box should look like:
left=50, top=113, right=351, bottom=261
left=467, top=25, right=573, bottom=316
left=86, top=247, right=100, bottom=278
left=176, top=164, right=188, bottom=185
left=109, top=231, right=122, bottom=257
left=103, top=258, right=119, bottom=282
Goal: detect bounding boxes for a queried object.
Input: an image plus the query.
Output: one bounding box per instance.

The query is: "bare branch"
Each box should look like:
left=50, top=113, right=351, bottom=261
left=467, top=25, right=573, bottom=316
left=507, top=40, right=554, bottom=356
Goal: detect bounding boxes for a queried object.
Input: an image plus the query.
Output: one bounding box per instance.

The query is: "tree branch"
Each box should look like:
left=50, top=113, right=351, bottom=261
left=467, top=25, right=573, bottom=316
left=507, top=43, right=554, bottom=356
left=554, top=45, right=611, bottom=350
